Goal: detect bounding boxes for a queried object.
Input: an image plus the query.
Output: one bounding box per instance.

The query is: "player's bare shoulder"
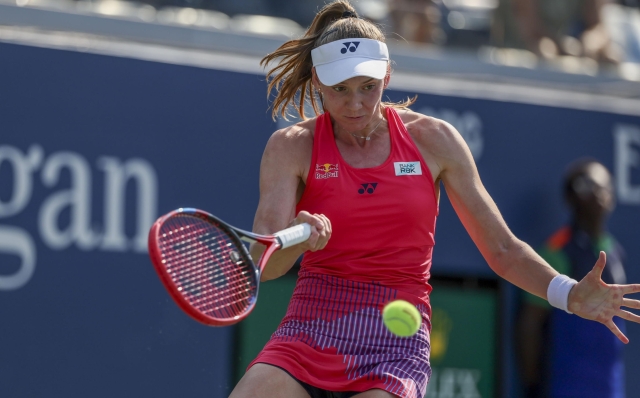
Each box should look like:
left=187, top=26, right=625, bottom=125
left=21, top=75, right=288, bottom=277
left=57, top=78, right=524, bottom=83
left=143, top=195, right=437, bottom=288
left=397, top=109, right=457, bottom=147
left=262, top=117, right=316, bottom=177
left=266, top=117, right=315, bottom=154
left=395, top=108, right=473, bottom=182
left=269, top=117, right=313, bottom=146
left=397, top=108, right=469, bottom=160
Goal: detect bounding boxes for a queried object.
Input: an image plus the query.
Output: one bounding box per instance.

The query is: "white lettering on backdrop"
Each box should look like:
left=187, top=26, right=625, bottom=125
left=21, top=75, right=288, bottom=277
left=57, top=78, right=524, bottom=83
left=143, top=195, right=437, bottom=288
left=0, top=144, right=158, bottom=290
left=614, top=124, right=640, bottom=205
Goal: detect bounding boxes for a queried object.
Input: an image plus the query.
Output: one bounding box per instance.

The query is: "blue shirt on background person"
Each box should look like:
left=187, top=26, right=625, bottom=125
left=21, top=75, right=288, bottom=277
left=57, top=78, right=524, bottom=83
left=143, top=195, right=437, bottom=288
left=517, top=159, right=627, bottom=398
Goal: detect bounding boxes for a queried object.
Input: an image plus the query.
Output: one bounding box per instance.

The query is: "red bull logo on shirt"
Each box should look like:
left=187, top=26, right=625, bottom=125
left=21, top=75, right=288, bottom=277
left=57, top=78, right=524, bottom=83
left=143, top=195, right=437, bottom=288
left=315, top=163, right=339, bottom=179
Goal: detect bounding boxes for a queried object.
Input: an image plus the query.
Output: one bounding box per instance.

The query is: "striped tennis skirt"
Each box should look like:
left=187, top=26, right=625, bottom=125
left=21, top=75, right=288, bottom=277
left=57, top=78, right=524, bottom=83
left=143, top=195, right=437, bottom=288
left=249, top=271, right=432, bottom=398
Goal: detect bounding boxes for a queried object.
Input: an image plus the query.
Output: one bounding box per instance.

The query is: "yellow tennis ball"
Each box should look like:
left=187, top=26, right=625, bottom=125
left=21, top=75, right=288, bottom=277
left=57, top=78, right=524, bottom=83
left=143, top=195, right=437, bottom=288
left=382, top=300, right=422, bottom=337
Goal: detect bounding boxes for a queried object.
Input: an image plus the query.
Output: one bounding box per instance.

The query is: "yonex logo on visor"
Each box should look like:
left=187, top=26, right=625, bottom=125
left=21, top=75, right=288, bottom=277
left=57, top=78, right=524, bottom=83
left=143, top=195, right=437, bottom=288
left=341, top=42, right=360, bottom=54
left=311, top=38, right=389, bottom=86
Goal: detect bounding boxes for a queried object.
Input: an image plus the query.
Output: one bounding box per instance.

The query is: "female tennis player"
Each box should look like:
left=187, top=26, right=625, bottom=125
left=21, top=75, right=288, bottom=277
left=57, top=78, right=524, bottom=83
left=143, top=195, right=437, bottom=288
left=229, top=1, right=640, bottom=397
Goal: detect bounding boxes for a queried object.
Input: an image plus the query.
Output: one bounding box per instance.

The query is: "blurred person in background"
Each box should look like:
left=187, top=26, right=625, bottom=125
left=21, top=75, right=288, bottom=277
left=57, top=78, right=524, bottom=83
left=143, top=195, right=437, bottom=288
left=492, top=0, right=623, bottom=64
left=517, top=159, right=627, bottom=398
left=387, top=0, right=443, bottom=44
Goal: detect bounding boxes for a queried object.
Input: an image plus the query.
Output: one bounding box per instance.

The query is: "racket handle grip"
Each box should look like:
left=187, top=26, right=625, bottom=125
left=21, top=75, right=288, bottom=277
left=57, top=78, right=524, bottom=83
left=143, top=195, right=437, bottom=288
left=275, top=223, right=311, bottom=249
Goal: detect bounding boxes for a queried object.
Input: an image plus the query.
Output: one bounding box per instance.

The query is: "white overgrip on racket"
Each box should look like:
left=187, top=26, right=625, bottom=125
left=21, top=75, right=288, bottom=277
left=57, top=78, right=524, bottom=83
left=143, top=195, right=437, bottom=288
left=547, top=274, right=578, bottom=314
left=274, top=223, right=312, bottom=249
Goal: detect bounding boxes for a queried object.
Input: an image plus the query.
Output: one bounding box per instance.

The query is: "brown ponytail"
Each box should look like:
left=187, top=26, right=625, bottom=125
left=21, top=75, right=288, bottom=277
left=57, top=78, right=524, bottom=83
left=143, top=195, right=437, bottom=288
left=260, top=0, right=415, bottom=121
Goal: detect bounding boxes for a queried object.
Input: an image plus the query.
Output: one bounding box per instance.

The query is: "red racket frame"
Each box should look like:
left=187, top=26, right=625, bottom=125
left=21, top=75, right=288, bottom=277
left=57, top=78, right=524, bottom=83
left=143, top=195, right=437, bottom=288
left=148, top=208, right=281, bottom=326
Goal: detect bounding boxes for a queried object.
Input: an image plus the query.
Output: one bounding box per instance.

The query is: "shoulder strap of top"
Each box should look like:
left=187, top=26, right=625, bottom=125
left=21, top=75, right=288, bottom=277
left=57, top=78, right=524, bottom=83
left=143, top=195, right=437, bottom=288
left=306, top=112, right=341, bottom=183
left=313, top=112, right=338, bottom=157
left=386, top=107, right=411, bottom=142
left=386, top=107, right=422, bottom=159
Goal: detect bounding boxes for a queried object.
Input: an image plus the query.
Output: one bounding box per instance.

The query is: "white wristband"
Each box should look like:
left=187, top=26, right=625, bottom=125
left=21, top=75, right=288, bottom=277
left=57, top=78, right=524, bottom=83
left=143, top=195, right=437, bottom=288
left=547, top=274, right=578, bottom=314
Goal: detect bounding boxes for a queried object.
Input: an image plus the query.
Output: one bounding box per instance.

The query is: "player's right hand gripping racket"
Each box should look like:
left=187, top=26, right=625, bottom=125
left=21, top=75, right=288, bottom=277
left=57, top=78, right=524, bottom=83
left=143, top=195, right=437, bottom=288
left=148, top=208, right=310, bottom=326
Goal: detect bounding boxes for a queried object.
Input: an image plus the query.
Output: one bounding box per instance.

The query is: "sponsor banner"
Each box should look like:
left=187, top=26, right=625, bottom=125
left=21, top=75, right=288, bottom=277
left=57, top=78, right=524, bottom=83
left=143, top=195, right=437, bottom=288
left=2, top=38, right=640, bottom=397
left=0, top=42, right=272, bottom=397
left=426, top=284, right=497, bottom=398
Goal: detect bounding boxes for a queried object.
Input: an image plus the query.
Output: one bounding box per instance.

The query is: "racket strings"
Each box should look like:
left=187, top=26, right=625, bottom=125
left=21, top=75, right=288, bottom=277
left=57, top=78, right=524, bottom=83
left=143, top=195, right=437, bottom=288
left=157, top=215, right=257, bottom=319
left=164, top=230, right=252, bottom=316
left=169, top=237, right=252, bottom=298
left=166, top=237, right=239, bottom=284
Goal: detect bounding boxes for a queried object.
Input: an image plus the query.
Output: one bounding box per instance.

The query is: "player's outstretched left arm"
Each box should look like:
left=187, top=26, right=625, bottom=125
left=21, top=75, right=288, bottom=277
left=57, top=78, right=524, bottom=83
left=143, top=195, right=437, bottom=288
left=568, top=251, right=640, bottom=343
left=411, top=114, right=640, bottom=343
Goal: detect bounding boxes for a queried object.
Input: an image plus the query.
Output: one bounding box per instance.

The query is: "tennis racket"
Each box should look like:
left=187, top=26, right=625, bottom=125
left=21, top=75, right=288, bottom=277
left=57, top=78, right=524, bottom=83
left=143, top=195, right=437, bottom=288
left=148, top=207, right=311, bottom=326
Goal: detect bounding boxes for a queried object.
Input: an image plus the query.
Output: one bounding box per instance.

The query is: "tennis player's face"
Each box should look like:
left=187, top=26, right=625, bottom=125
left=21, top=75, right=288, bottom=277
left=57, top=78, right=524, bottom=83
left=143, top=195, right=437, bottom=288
left=317, top=75, right=386, bottom=132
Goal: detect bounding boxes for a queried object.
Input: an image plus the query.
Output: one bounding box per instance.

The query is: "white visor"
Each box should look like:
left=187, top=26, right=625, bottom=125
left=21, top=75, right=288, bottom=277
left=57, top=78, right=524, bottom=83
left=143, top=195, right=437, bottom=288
left=311, top=38, right=389, bottom=86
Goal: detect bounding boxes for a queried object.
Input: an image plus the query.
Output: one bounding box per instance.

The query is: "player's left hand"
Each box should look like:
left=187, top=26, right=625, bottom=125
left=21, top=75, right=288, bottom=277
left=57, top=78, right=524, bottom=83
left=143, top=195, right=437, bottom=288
left=568, top=251, right=640, bottom=343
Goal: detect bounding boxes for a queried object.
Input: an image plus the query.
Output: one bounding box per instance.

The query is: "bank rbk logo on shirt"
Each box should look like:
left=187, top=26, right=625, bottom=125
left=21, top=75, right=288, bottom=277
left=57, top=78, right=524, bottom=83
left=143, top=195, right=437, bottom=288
left=394, top=162, right=422, bottom=176
left=315, top=163, right=339, bottom=179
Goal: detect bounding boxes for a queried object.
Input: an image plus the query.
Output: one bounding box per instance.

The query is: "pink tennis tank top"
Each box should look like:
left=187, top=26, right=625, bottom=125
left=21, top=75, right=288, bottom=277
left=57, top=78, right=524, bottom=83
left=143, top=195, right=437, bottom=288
left=296, top=107, right=438, bottom=302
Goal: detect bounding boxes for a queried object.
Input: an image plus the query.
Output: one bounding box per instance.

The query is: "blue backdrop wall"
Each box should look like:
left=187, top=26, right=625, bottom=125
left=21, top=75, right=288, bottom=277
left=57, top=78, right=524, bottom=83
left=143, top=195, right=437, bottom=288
left=1, top=41, right=639, bottom=397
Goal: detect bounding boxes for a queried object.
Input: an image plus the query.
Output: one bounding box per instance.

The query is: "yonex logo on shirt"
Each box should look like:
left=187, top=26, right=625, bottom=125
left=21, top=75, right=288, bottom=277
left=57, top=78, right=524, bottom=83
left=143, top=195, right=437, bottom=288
left=358, top=183, right=378, bottom=194
left=341, top=42, right=360, bottom=54
left=394, top=162, right=422, bottom=176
